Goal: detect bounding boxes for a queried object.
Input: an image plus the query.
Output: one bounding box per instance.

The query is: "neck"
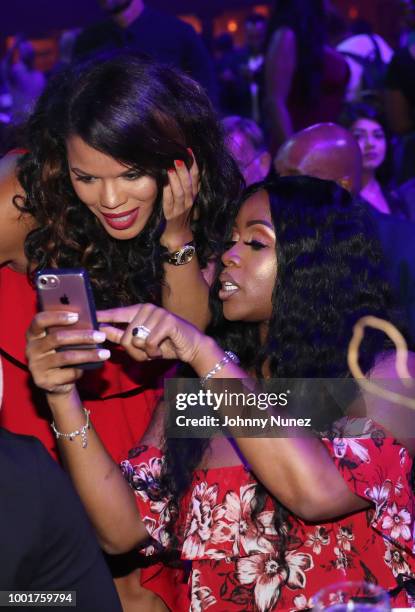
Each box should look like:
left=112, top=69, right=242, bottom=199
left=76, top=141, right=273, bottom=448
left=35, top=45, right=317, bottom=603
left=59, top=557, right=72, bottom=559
left=7, top=254, right=28, bottom=274
left=361, top=169, right=376, bottom=189
left=361, top=175, right=391, bottom=214
left=113, top=0, right=144, bottom=28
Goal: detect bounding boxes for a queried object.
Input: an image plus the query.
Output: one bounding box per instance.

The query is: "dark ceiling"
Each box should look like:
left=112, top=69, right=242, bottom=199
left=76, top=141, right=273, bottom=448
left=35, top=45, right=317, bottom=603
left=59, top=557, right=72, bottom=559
left=2, top=0, right=266, bottom=37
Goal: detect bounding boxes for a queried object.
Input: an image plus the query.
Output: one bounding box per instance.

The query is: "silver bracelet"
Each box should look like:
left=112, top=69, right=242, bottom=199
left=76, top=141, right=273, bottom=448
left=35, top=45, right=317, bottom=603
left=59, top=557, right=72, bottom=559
left=200, top=351, right=240, bottom=387
left=51, top=408, right=91, bottom=449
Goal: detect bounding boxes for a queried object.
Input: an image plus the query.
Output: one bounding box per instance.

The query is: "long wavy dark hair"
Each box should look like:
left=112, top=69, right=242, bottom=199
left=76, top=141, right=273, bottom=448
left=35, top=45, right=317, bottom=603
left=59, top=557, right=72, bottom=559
left=266, top=0, right=326, bottom=104
left=160, top=176, right=395, bottom=569
left=340, top=102, right=394, bottom=188
left=15, top=54, right=243, bottom=307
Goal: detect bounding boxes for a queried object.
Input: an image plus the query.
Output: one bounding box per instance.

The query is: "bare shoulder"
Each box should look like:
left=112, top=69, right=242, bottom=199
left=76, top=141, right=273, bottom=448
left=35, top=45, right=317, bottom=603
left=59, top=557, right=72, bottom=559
left=365, top=351, right=415, bottom=456
left=0, top=153, right=33, bottom=267
left=370, top=350, right=415, bottom=378
left=0, top=153, right=25, bottom=202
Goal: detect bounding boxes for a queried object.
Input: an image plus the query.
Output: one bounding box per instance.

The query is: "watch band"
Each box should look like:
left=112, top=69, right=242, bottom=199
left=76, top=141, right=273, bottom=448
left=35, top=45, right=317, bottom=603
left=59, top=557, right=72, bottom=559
left=161, top=241, right=196, bottom=265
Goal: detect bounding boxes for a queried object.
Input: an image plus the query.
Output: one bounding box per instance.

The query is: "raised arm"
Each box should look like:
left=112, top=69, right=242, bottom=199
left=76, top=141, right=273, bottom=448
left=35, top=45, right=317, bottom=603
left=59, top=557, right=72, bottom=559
left=265, top=27, right=296, bottom=154
left=98, top=304, right=372, bottom=523
left=25, top=311, right=149, bottom=555
left=160, top=153, right=210, bottom=330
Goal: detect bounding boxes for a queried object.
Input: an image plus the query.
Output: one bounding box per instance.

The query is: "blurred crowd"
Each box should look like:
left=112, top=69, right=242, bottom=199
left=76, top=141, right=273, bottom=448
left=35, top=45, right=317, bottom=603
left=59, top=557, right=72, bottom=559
left=2, top=0, right=415, bottom=203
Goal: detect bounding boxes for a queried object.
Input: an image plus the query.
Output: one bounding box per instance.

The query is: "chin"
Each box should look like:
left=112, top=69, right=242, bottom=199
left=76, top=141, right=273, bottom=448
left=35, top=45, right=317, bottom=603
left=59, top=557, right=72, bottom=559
left=222, top=304, right=245, bottom=321
left=364, top=161, right=381, bottom=172
left=100, top=220, right=149, bottom=241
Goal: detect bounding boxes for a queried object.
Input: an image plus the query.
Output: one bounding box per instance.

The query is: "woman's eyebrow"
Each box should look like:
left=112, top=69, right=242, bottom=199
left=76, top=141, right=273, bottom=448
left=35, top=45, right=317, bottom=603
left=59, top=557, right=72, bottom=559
left=246, top=219, right=274, bottom=229
left=70, top=167, right=94, bottom=176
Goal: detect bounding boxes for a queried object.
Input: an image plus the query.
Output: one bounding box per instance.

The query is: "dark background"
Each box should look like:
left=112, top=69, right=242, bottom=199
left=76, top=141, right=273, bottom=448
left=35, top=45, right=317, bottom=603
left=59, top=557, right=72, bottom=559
left=1, top=0, right=402, bottom=44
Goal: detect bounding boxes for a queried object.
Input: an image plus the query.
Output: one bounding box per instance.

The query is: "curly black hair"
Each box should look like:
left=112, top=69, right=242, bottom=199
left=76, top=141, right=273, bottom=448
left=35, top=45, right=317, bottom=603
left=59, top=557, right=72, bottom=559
left=159, top=176, right=396, bottom=570
left=14, top=54, right=243, bottom=307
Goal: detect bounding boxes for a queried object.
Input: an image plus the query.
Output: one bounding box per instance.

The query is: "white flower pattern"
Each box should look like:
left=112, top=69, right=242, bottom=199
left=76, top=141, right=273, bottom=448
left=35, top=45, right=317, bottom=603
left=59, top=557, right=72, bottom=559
left=382, top=503, right=412, bottom=541
left=122, top=425, right=415, bottom=611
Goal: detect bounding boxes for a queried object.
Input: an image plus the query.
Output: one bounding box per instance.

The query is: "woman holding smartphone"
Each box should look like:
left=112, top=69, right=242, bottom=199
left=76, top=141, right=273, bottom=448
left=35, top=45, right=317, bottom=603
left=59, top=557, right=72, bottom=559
left=26, top=177, right=415, bottom=610
left=0, top=53, right=242, bottom=457
left=0, top=54, right=242, bottom=610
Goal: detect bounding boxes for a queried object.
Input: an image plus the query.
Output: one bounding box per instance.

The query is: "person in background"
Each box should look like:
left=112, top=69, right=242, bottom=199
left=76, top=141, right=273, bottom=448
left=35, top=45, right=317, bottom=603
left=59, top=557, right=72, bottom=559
left=72, top=0, right=218, bottom=106
left=340, top=102, right=408, bottom=217
left=274, top=122, right=362, bottom=194
left=216, top=13, right=268, bottom=122
left=222, top=115, right=271, bottom=186
left=26, top=176, right=415, bottom=610
left=328, top=11, right=393, bottom=102
left=264, top=0, right=349, bottom=155
left=385, top=0, right=415, bottom=184
left=275, top=121, right=415, bottom=345
left=0, top=358, right=122, bottom=611
left=2, top=36, right=46, bottom=124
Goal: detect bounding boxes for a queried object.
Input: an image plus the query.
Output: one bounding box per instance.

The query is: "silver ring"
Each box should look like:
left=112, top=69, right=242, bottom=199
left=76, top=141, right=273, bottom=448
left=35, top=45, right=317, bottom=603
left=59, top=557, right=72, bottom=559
left=132, top=325, right=151, bottom=340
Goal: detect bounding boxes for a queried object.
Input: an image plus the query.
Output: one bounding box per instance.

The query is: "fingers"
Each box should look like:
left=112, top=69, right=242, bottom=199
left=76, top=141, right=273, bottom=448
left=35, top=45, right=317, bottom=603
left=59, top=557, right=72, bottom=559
left=98, top=304, right=170, bottom=360
left=129, top=309, right=182, bottom=360
left=28, top=341, right=110, bottom=392
left=26, top=311, right=111, bottom=394
left=162, top=152, right=199, bottom=220
left=123, top=305, right=165, bottom=358
left=188, top=149, right=200, bottom=196
left=26, top=327, right=106, bottom=359
left=97, top=304, right=146, bottom=325
left=98, top=324, right=124, bottom=344
left=27, top=311, right=79, bottom=340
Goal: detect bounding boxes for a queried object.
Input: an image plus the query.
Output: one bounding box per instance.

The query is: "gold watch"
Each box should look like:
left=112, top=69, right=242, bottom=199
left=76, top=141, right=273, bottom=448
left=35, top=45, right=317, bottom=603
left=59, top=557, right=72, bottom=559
left=162, top=241, right=195, bottom=265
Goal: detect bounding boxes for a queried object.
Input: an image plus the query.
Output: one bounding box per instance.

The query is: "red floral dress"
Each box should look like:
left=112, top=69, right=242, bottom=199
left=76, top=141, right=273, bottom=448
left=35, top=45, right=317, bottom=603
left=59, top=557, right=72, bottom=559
left=121, top=419, right=415, bottom=611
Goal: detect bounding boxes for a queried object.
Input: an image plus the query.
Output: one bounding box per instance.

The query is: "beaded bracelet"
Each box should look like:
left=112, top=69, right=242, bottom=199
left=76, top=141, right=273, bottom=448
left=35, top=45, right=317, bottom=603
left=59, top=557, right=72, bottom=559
left=51, top=407, right=91, bottom=449
left=200, top=351, right=240, bottom=387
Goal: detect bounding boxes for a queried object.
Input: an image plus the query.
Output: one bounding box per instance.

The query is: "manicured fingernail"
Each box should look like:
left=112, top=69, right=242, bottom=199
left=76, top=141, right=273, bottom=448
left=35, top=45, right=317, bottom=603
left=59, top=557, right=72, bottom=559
left=98, top=349, right=111, bottom=360
left=66, top=313, right=79, bottom=322
left=187, top=147, right=193, bottom=156
left=168, top=168, right=175, bottom=174
left=93, top=331, right=106, bottom=343
left=174, top=159, right=184, bottom=167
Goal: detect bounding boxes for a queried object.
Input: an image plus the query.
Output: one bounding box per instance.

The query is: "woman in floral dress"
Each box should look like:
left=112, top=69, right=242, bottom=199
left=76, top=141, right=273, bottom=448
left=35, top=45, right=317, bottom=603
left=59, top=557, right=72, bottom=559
left=26, top=176, right=415, bottom=611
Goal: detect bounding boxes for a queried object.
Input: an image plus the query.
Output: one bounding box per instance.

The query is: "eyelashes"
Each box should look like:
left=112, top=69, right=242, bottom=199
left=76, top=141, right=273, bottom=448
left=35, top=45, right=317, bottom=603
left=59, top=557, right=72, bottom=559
left=224, top=239, right=267, bottom=251
left=246, top=240, right=266, bottom=250
left=74, top=175, right=95, bottom=183
left=73, top=172, right=144, bottom=183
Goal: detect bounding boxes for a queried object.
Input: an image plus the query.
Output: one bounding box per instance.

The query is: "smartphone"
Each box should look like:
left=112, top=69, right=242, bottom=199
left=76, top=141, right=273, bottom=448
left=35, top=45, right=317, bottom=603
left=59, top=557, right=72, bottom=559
left=35, top=268, right=103, bottom=370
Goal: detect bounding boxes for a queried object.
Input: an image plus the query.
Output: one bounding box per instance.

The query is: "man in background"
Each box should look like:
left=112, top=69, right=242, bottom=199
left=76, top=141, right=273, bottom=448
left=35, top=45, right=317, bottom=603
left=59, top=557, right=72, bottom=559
left=222, top=115, right=271, bottom=185
left=0, top=356, right=122, bottom=611
left=73, top=0, right=218, bottom=104
left=217, top=13, right=267, bottom=121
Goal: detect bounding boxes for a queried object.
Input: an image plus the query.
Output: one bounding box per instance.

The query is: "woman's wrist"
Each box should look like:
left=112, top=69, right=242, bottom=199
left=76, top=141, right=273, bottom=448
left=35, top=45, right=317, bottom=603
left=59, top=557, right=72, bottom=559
left=47, top=386, right=82, bottom=416
left=189, top=336, right=228, bottom=377
left=159, top=229, right=193, bottom=251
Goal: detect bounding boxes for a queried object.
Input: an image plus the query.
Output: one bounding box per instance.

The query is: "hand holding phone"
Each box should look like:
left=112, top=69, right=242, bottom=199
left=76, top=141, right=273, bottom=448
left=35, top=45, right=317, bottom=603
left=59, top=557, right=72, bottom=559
left=35, top=268, right=104, bottom=370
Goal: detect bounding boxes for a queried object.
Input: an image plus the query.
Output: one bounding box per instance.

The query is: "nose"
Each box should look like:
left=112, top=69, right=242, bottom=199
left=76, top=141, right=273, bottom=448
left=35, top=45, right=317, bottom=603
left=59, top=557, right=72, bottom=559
left=364, top=134, right=375, bottom=149
left=99, top=181, right=127, bottom=209
left=221, top=243, right=242, bottom=268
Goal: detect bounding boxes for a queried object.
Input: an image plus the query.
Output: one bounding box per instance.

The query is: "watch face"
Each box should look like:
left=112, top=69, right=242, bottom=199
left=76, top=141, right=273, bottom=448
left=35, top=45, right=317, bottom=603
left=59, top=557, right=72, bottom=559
left=176, top=245, right=196, bottom=265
